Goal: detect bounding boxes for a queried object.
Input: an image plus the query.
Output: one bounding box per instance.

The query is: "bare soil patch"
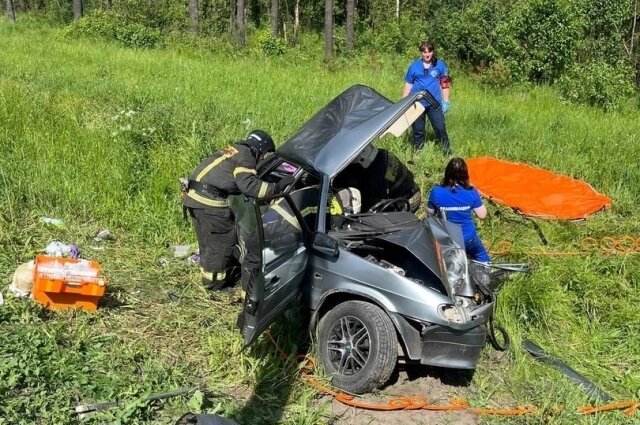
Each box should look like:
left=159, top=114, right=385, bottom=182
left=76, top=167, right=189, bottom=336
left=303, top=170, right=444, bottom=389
left=324, top=364, right=481, bottom=425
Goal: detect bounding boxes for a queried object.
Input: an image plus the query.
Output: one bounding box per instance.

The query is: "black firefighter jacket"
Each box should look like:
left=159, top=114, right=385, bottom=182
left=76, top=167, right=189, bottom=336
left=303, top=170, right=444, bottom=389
left=183, top=143, right=277, bottom=209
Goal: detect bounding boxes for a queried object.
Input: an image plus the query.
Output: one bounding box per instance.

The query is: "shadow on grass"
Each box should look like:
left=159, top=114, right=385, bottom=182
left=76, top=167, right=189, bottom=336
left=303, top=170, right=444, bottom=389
left=232, top=311, right=309, bottom=425
left=99, top=286, right=128, bottom=309
left=397, top=363, right=475, bottom=387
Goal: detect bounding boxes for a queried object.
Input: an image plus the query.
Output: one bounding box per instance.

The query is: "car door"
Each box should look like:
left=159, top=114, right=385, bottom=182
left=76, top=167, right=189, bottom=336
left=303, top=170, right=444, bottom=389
left=230, top=194, right=309, bottom=346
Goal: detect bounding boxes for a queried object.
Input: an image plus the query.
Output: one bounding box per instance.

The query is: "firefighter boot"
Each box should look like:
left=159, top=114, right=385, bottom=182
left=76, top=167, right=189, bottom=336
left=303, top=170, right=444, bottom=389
left=201, top=268, right=227, bottom=291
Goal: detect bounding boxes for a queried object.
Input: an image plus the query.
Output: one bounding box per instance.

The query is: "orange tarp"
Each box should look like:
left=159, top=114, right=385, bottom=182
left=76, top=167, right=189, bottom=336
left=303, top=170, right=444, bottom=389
left=467, top=157, right=611, bottom=220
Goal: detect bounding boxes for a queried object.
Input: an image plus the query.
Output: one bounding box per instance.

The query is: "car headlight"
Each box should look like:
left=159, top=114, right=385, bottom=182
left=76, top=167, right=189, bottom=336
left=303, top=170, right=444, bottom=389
left=442, top=246, right=470, bottom=294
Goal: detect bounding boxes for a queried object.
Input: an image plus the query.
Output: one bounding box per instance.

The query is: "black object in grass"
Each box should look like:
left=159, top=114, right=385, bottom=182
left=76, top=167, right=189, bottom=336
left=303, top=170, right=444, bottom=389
left=522, top=339, right=612, bottom=402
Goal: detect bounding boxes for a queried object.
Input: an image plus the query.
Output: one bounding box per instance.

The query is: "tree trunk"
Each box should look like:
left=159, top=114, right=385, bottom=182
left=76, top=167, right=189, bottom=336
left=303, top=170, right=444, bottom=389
left=189, top=0, right=199, bottom=34
left=271, top=0, right=279, bottom=38
left=102, top=0, right=111, bottom=9
left=293, top=0, right=300, bottom=43
left=346, top=0, right=354, bottom=51
left=73, top=0, right=83, bottom=20
left=631, top=0, right=638, bottom=57
left=632, top=0, right=639, bottom=86
left=236, top=0, right=246, bottom=45
left=324, top=0, right=333, bottom=61
left=230, top=0, right=235, bottom=32
left=6, top=0, right=16, bottom=21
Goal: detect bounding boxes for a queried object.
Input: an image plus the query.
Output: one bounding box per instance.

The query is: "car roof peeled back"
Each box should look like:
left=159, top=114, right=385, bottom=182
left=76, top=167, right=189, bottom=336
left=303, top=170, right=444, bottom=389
left=278, top=85, right=427, bottom=178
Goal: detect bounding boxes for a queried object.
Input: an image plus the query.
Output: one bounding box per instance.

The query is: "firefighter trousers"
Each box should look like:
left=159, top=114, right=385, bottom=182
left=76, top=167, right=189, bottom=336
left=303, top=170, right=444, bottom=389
left=189, top=207, right=238, bottom=289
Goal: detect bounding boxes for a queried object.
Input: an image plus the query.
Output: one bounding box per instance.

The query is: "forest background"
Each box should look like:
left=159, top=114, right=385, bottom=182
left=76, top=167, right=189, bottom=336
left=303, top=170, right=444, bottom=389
left=1, top=1, right=640, bottom=424
left=4, top=0, right=640, bottom=111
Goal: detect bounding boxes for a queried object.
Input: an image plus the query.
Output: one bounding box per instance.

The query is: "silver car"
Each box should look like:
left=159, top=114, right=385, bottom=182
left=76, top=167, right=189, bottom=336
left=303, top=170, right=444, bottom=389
left=232, top=85, right=506, bottom=394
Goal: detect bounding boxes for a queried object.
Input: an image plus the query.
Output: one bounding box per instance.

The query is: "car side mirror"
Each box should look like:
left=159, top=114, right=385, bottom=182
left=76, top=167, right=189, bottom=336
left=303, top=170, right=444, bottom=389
left=312, top=232, right=339, bottom=257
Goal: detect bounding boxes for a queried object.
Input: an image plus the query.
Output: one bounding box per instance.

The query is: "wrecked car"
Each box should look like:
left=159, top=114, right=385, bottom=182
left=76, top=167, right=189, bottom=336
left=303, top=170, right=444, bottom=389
left=232, top=84, right=508, bottom=394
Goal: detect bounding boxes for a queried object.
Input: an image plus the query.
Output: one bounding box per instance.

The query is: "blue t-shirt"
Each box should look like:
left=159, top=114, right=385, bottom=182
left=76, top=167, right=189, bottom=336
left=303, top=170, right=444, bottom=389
left=427, top=185, right=483, bottom=242
left=404, top=58, right=448, bottom=108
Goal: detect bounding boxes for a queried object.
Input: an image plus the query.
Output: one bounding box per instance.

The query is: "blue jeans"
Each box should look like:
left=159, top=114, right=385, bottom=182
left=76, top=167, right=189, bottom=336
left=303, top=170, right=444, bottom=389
left=411, top=108, right=451, bottom=154
left=465, top=234, right=490, bottom=263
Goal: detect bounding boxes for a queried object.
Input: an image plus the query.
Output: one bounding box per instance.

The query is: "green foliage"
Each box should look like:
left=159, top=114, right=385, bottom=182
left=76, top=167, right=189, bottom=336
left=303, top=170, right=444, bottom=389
left=372, top=21, right=404, bottom=54
left=439, top=0, right=581, bottom=83
left=429, top=0, right=638, bottom=107
left=578, top=0, right=633, bottom=64
left=558, top=61, right=636, bottom=110
left=436, top=0, right=507, bottom=66
left=114, top=22, right=163, bottom=49
left=63, top=10, right=120, bottom=39
left=63, top=10, right=163, bottom=48
left=110, top=0, right=186, bottom=32
left=511, top=0, right=582, bottom=82
left=352, top=15, right=426, bottom=55
left=14, top=0, right=639, bottom=108
left=478, top=58, right=514, bottom=89
left=255, top=30, right=287, bottom=56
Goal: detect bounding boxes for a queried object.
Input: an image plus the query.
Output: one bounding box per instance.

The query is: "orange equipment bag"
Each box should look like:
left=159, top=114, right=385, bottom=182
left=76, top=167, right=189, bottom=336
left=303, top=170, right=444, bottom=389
left=33, top=255, right=107, bottom=311
left=467, top=157, right=612, bottom=220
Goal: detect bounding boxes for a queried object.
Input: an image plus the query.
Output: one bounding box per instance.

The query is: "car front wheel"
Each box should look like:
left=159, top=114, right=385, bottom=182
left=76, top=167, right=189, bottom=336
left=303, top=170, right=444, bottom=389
left=317, top=300, right=398, bottom=394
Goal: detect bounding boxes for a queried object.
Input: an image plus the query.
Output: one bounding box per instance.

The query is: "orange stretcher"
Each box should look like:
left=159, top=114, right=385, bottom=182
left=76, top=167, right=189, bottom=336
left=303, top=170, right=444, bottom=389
left=467, top=157, right=612, bottom=220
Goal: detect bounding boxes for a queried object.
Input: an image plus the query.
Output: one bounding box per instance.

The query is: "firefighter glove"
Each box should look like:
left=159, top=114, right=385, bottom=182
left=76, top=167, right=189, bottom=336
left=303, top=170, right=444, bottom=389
left=276, top=175, right=295, bottom=192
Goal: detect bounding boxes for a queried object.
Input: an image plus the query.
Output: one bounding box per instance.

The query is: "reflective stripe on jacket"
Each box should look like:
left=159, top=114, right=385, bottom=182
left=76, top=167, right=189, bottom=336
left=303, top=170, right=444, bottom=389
left=183, top=143, right=276, bottom=209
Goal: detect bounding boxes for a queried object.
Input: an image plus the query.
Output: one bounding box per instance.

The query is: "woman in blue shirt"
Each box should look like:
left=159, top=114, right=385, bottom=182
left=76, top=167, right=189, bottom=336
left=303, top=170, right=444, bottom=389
left=427, top=157, right=490, bottom=263
left=403, top=41, right=452, bottom=155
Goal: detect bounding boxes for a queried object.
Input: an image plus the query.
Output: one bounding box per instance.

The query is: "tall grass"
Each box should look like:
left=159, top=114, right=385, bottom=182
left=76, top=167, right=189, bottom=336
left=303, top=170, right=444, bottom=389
left=1, top=20, right=639, bottom=424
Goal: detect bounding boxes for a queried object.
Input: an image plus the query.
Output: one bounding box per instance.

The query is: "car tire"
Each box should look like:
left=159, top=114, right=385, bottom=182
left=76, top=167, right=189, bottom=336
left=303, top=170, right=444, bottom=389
left=317, top=300, right=398, bottom=394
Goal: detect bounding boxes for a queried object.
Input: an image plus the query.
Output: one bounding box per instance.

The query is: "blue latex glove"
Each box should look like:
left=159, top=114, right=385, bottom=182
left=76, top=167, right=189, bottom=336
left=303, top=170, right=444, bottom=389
left=442, top=101, right=450, bottom=113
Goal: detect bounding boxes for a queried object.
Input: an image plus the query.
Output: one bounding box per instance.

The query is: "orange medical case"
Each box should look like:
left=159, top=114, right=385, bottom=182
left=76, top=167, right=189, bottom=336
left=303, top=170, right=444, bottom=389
left=33, top=255, right=107, bottom=311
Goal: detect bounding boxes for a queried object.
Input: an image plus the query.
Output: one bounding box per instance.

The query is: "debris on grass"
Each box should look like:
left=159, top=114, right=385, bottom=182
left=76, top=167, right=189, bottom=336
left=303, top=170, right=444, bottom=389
left=170, top=244, right=196, bottom=258
left=94, top=229, right=114, bottom=242
left=188, top=252, right=200, bottom=264
left=40, top=216, right=65, bottom=228
left=43, top=241, right=80, bottom=258
left=9, top=260, right=35, bottom=297
left=74, top=386, right=200, bottom=418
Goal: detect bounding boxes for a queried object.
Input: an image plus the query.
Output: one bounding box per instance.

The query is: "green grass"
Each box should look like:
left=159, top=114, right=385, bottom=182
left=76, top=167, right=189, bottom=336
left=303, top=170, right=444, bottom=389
left=1, top=20, right=640, bottom=424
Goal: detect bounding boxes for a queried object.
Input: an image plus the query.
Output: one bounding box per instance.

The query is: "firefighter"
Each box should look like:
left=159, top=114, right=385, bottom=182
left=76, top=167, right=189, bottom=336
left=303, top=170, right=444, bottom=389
left=182, top=130, right=294, bottom=291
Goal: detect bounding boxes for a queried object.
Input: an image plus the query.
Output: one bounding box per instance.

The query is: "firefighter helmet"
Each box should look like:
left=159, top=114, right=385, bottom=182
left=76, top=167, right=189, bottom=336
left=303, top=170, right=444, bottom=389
left=244, top=130, right=275, bottom=155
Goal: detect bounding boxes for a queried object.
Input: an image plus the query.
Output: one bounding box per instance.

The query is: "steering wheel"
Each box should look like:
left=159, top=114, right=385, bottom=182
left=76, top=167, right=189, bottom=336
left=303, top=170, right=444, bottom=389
left=367, top=198, right=410, bottom=213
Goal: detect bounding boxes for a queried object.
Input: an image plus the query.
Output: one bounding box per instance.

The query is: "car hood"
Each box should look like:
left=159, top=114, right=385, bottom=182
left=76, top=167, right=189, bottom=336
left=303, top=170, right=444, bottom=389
left=277, top=85, right=429, bottom=178
left=377, top=216, right=476, bottom=298
left=334, top=213, right=475, bottom=299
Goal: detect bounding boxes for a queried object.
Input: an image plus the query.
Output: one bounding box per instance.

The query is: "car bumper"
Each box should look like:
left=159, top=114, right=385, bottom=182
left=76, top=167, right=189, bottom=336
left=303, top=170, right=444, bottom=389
left=420, top=324, right=487, bottom=369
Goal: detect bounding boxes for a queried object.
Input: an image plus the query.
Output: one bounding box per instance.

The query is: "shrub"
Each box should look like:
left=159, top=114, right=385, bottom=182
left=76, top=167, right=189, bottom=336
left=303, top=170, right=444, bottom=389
left=63, top=10, right=163, bottom=49
left=435, top=0, right=584, bottom=85
left=249, top=29, right=287, bottom=56
left=260, top=35, right=286, bottom=56
left=114, top=22, right=162, bottom=49
left=479, top=58, right=513, bottom=89
left=374, top=21, right=404, bottom=54
left=557, top=61, right=635, bottom=110
left=510, top=0, right=582, bottom=83
left=62, top=10, right=120, bottom=40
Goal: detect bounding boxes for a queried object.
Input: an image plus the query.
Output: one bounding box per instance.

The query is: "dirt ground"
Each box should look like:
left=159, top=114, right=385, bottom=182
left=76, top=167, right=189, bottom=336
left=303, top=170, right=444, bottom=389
left=323, top=364, right=481, bottom=425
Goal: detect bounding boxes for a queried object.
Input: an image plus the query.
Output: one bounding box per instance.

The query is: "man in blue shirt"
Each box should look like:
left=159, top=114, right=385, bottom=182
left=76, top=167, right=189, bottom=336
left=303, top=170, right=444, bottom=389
left=403, top=41, right=452, bottom=155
